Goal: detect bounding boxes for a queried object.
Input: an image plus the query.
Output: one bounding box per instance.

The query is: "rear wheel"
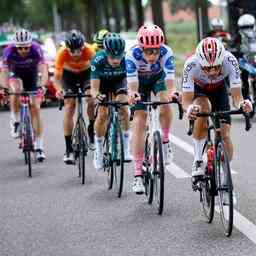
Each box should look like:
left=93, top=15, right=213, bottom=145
left=104, top=133, right=113, bottom=190
left=153, top=131, right=164, bottom=215
left=216, top=142, right=233, bottom=237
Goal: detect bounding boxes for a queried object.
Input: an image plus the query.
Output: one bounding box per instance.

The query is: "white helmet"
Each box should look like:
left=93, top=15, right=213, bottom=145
left=196, top=37, right=225, bottom=67
left=13, top=29, right=32, bottom=45
left=211, top=18, right=224, bottom=30
left=238, top=14, right=255, bottom=28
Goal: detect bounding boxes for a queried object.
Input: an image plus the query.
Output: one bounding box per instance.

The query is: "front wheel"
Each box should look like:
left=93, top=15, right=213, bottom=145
left=24, top=151, right=32, bottom=177
left=216, top=142, right=233, bottom=237
left=153, top=131, right=164, bottom=215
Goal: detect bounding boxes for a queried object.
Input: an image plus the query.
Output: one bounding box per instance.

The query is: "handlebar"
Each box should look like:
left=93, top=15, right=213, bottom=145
left=187, top=108, right=251, bottom=136
left=138, top=98, right=183, bottom=120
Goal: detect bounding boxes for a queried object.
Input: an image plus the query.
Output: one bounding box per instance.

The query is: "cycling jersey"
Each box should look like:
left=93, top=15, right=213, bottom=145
left=125, top=44, right=175, bottom=85
left=55, top=43, right=95, bottom=80
left=91, top=50, right=126, bottom=82
left=182, top=50, right=241, bottom=92
left=3, top=42, right=44, bottom=91
left=3, top=42, right=44, bottom=75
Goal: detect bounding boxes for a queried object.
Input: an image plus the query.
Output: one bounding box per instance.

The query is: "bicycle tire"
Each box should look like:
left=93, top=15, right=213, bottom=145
left=200, top=147, right=215, bottom=223
left=216, top=142, right=233, bottom=237
left=104, top=133, right=113, bottom=190
left=23, top=115, right=33, bottom=177
left=78, top=119, right=86, bottom=185
left=112, top=122, right=124, bottom=198
left=144, top=133, right=153, bottom=204
left=153, top=130, right=164, bottom=215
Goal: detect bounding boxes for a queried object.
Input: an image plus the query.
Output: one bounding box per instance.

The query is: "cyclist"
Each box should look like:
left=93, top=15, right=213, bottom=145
left=91, top=33, right=132, bottom=170
left=234, top=14, right=256, bottom=101
left=207, top=18, right=231, bottom=48
left=1, top=28, right=48, bottom=161
left=54, top=30, right=95, bottom=164
left=92, top=29, right=109, bottom=52
left=126, top=24, right=178, bottom=194
left=182, top=37, right=252, bottom=182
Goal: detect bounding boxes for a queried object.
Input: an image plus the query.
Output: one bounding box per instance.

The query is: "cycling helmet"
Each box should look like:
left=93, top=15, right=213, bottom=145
left=65, top=30, right=85, bottom=52
left=14, top=29, right=32, bottom=45
left=196, top=37, right=225, bottom=67
left=103, top=33, right=125, bottom=57
left=238, top=14, right=255, bottom=38
left=210, top=18, right=224, bottom=30
left=93, top=29, right=109, bottom=48
left=137, top=24, right=164, bottom=49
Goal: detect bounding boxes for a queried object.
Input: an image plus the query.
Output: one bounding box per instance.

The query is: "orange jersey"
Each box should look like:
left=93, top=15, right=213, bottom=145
left=54, top=43, right=95, bottom=79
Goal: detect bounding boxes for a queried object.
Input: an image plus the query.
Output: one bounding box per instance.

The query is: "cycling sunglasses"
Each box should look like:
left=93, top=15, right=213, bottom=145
left=202, top=65, right=222, bottom=73
left=69, top=48, right=83, bottom=55
left=16, top=45, right=31, bottom=51
left=143, top=48, right=160, bottom=56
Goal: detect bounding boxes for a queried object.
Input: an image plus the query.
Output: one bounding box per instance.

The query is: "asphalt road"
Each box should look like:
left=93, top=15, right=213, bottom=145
left=1, top=103, right=256, bottom=256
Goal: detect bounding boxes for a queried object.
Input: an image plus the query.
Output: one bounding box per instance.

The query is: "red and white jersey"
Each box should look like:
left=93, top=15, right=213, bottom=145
left=182, top=50, right=241, bottom=92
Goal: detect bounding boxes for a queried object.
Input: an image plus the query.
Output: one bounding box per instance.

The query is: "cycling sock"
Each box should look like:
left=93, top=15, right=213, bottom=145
left=10, top=111, right=20, bottom=123
left=65, top=135, right=73, bottom=152
left=161, top=128, right=170, bottom=143
left=35, top=136, right=44, bottom=150
left=134, top=153, right=144, bottom=176
left=192, top=138, right=206, bottom=162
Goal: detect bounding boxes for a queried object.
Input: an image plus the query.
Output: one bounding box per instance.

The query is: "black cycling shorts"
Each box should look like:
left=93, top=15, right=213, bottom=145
left=10, top=71, right=38, bottom=92
left=99, top=79, right=127, bottom=98
left=62, top=69, right=90, bottom=93
left=194, top=83, right=231, bottom=125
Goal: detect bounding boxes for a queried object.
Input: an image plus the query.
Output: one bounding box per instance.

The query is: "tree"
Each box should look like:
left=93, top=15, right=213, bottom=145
left=134, top=0, right=144, bottom=28
left=170, top=0, right=196, bottom=14
left=151, top=0, right=165, bottom=33
left=122, top=0, right=132, bottom=31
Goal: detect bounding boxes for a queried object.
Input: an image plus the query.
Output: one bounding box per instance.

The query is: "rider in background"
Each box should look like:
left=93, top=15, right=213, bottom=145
left=91, top=33, right=132, bottom=170
left=182, top=37, right=252, bottom=184
left=54, top=30, right=95, bottom=164
left=1, top=28, right=48, bottom=161
left=233, top=14, right=256, bottom=101
left=91, top=29, right=109, bottom=53
left=207, top=18, right=231, bottom=48
left=126, top=24, right=178, bottom=194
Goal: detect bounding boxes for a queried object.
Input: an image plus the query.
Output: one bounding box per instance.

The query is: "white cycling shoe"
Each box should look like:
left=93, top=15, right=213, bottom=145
left=163, top=141, right=173, bottom=165
left=132, top=176, right=145, bottom=194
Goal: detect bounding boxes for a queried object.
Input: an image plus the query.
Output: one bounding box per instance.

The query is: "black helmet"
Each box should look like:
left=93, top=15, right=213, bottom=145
left=103, top=33, right=125, bottom=57
left=65, top=30, right=85, bottom=52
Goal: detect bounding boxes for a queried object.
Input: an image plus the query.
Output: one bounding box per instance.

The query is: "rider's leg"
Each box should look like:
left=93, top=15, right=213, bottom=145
left=63, top=98, right=76, bottom=157
left=9, top=79, right=22, bottom=138
left=158, top=90, right=173, bottom=164
left=30, top=95, right=45, bottom=160
left=220, top=124, right=233, bottom=161
left=132, top=109, right=147, bottom=194
left=85, top=87, right=95, bottom=145
left=191, top=96, right=210, bottom=177
left=115, top=93, right=132, bottom=161
left=94, top=106, right=108, bottom=170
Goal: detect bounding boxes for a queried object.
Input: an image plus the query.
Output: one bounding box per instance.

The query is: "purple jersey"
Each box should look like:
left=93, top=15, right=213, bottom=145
left=3, top=41, right=44, bottom=76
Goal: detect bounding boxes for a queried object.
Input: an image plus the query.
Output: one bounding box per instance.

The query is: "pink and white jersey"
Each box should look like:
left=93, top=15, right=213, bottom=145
left=182, top=50, right=241, bottom=92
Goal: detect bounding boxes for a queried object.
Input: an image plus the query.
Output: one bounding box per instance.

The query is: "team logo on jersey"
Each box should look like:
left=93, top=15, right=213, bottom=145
left=165, top=56, right=174, bottom=70
left=132, top=48, right=143, bottom=60
left=160, top=46, right=167, bottom=56
left=125, top=59, right=136, bottom=73
left=91, top=65, right=96, bottom=71
left=151, top=62, right=161, bottom=72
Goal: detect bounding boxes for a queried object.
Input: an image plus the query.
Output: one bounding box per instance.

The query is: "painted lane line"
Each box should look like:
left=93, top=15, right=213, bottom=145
left=215, top=206, right=256, bottom=244
left=170, top=134, right=237, bottom=175
left=166, top=163, right=191, bottom=178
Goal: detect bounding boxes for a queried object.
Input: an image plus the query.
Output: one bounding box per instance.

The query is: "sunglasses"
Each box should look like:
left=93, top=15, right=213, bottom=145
left=143, top=48, right=160, bottom=56
left=16, top=46, right=31, bottom=51
left=202, top=65, right=222, bottom=73
left=69, top=48, right=82, bottom=55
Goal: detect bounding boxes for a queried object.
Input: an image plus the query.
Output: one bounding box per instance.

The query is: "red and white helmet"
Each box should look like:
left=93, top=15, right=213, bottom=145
left=196, top=37, right=225, bottom=67
left=137, top=24, right=164, bottom=49
left=13, top=29, right=32, bottom=45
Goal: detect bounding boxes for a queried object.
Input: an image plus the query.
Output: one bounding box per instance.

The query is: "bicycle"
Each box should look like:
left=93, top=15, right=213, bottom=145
left=139, top=99, right=183, bottom=215
left=59, top=84, right=92, bottom=185
left=187, top=109, right=251, bottom=236
left=98, top=100, right=130, bottom=198
left=6, top=90, right=39, bottom=177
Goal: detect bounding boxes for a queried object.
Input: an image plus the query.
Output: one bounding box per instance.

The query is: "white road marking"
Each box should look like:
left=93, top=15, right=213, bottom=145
left=170, top=134, right=237, bottom=174
left=166, top=163, right=191, bottom=178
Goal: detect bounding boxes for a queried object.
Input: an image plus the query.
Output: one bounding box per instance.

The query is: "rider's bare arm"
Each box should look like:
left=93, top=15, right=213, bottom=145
left=231, top=87, right=244, bottom=109
left=38, top=63, right=48, bottom=86
left=182, top=91, right=194, bottom=112
left=128, top=81, right=139, bottom=93
left=1, top=67, right=10, bottom=89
